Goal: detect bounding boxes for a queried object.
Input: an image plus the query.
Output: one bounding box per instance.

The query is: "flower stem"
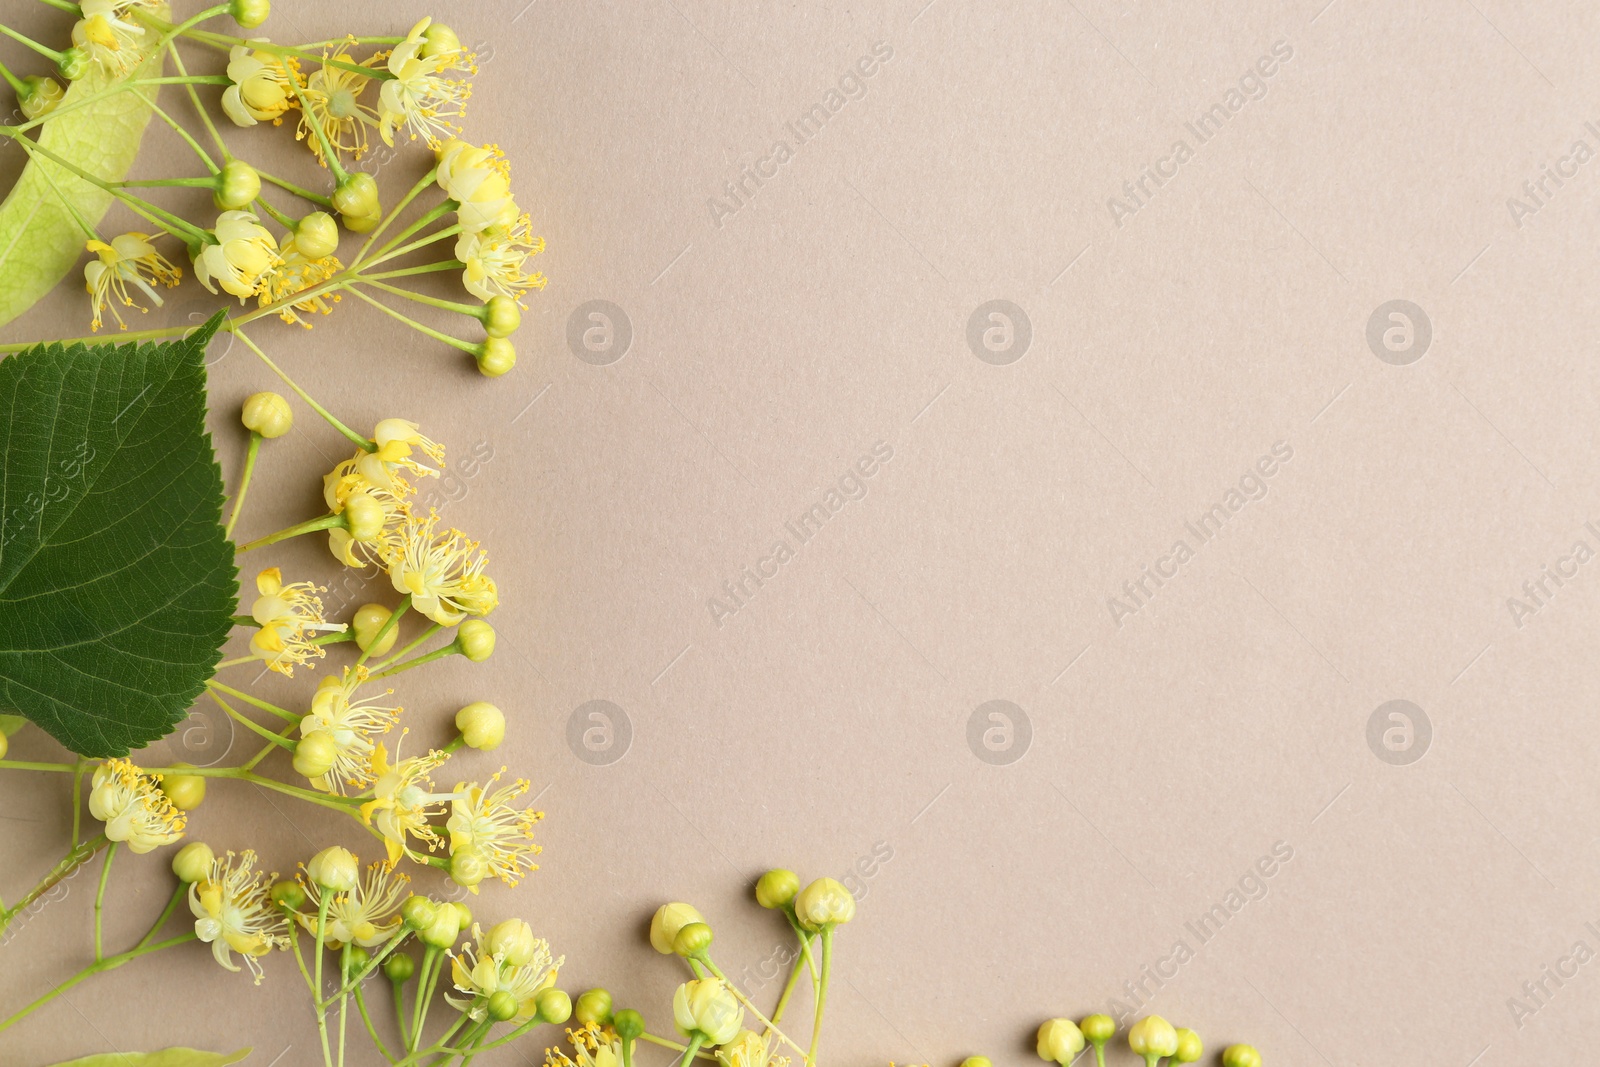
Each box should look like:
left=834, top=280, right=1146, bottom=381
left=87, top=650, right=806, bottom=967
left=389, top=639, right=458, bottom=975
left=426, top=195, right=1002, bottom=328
left=144, top=94, right=221, bottom=173
left=0, top=24, right=65, bottom=64
left=347, top=287, right=477, bottom=354
left=770, top=929, right=816, bottom=1026
left=0, top=932, right=196, bottom=1034
left=676, top=1034, right=706, bottom=1067
left=314, top=895, right=334, bottom=1067
left=371, top=623, right=442, bottom=673
left=164, top=38, right=231, bottom=161
left=11, top=134, right=208, bottom=243
left=368, top=643, right=458, bottom=680
left=93, top=842, right=117, bottom=961
left=230, top=327, right=374, bottom=451
left=702, top=956, right=808, bottom=1061
left=806, top=930, right=834, bottom=1067
left=362, top=279, right=482, bottom=318
left=136, top=884, right=187, bottom=951
left=225, top=432, right=261, bottom=538
left=352, top=168, right=440, bottom=269
left=259, top=170, right=334, bottom=207
left=0, top=834, right=108, bottom=938
left=236, top=511, right=346, bottom=552
left=207, top=679, right=299, bottom=723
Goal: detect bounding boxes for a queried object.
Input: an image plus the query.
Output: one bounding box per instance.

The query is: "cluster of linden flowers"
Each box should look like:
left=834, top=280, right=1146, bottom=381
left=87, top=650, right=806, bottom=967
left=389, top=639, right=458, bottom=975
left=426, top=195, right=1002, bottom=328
left=2, top=0, right=540, bottom=376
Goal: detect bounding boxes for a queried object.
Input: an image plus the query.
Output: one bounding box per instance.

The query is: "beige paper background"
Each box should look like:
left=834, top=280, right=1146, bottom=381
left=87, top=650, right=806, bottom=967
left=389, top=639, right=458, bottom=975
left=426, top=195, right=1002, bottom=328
left=5, top=0, right=1600, bottom=1063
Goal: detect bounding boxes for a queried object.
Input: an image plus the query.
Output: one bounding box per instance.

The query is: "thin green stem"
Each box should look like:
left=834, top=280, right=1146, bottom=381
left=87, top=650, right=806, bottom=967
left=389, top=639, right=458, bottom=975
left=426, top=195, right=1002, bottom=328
left=393, top=974, right=412, bottom=1051
left=0, top=25, right=65, bottom=64
left=280, top=59, right=349, bottom=180
left=369, top=643, right=459, bottom=680
left=237, top=511, right=346, bottom=552
left=348, top=287, right=477, bottom=354
left=136, top=884, right=187, bottom=950
left=315, top=896, right=334, bottom=1067
left=371, top=222, right=463, bottom=266
left=225, top=433, right=262, bottom=537
left=0, top=57, right=28, bottom=95
left=770, top=931, right=815, bottom=1026
left=354, top=978, right=393, bottom=1063
left=0, top=931, right=195, bottom=1034
left=806, top=930, right=834, bottom=1067
left=353, top=169, right=439, bottom=268
left=70, top=764, right=85, bottom=845
left=413, top=945, right=442, bottom=1050
left=363, top=280, right=482, bottom=319
left=32, top=0, right=81, bottom=14
left=0, top=759, right=75, bottom=772
left=338, top=946, right=351, bottom=1067
left=185, top=28, right=395, bottom=82
left=371, top=624, right=443, bottom=674
left=209, top=691, right=298, bottom=750
left=410, top=947, right=438, bottom=1051
left=12, top=135, right=207, bottom=243
left=207, top=680, right=299, bottom=723
left=93, top=842, right=117, bottom=961
left=254, top=193, right=298, bottom=230
left=701, top=957, right=807, bottom=1061
left=676, top=1034, right=705, bottom=1067
left=259, top=170, right=334, bottom=207
left=145, top=95, right=220, bottom=173
left=165, top=39, right=230, bottom=161
left=231, top=328, right=374, bottom=450
left=0, top=834, right=108, bottom=936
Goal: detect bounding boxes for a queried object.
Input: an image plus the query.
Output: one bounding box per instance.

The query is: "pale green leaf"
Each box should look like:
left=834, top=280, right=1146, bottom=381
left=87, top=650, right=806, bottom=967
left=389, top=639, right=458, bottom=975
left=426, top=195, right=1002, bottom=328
left=46, top=1048, right=250, bottom=1067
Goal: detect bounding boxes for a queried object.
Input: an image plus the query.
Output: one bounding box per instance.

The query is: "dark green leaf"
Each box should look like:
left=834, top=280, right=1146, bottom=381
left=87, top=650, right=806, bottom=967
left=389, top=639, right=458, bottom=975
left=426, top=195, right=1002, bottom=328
left=0, top=314, right=237, bottom=756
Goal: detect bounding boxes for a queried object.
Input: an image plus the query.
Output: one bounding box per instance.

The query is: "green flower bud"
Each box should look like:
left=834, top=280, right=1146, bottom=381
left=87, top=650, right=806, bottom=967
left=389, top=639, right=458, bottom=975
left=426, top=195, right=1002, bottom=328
left=1221, top=1046, right=1261, bottom=1067
left=293, top=730, right=338, bottom=779
left=271, top=880, right=307, bottom=911
left=171, top=841, right=214, bottom=884
left=307, top=846, right=359, bottom=892
left=349, top=944, right=372, bottom=968
left=671, top=979, right=742, bottom=1045
left=214, top=160, right=262, bottom=211
left=343, top=490, right=385, bottom=542
left=487, top=919, right=538, bottom=966
left=1080, top=1015, right=1115, bottom=1047
left=650, top=903, right=705, bottom=954
left=19, top=76, right=65, bottom=120
left=449, top=846, right=488, bottom=889
left=400, top=895, right=437, bottom=930
left=159, top=766, right=207, bottom=811
left=295, top=211, right=340, bottom=259
left=449, top=901, right=472, bottom=928
left=1037, top=1019, right=1085, bottom=1064
left=384, top=952, right=416, bottom=983
left=332, top=173, right=381, bottom=227
left=58, top=47, right=90, bottom=82
left=231, top=0, right=270, bottom=29
left=241, top=391, right=292, bottom=438
left=673, top=921, right=713, bottom=958
left=456, top=619, right=496, bottom=663
left=419, top=904, right=463, bottom=949
left=351, top=603, right=398, bottom=656
left=482, top=295, right=522, bottom=339
left=793, top=877, right=856, bottom=930
left=1128, top=1017, right=1178, bottom=1066
left=537, top=988, right=574, bottom=1025
left=961, top=1058, right=992, bottom=1067
left=421, top=22, right=462, bottom=59
left=488, top=990, right=520, bottom=1021
left=755, top=869, right=799, bottom=910
left=455, top=701, right=505, bottom=751
left=1173, top=1029, right=1202, bottom=1064
left=342, top=209, right=383, bottom=234
left=475, top=337, right=517, bottom=378
left=613, top=1008, right=645, bottom=1041
left=574, top=988, right=612, bottom=1026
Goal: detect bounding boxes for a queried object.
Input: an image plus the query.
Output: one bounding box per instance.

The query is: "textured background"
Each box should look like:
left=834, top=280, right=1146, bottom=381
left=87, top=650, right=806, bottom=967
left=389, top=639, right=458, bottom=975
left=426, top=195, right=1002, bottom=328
left=4, top=0, right=1600, bottom=1064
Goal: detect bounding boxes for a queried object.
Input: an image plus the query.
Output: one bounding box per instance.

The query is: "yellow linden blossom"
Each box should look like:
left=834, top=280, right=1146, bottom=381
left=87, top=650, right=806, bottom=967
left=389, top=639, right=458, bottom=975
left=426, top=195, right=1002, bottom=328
left=360, top=736, right=455, bottom=865
left=222, top=46, right=296, bottom=126
left=71, top=0, right=156, bottom=78
left=717, top=1031, right=788, bottom=1067
left=434, top=139, right=517, bottom=235
left=249, top=567, right=346, bottom=675
left=189, top=849, right=290, bottom=984
left=299, top=668, right=400, bottom=794
left=448, top=923, right=563, bottom=1022
left=456, top=216, right=547, bottom=304
left=88, top=759, right=185, bottom=853
left=388, top=511, right=498, bottom=626
left=292, top=45, right=380, bottom=165
left=258, top=233, right=342, bottom=327
left=195, top=210, right=282, bottom=301
left=546, top=1023, right=624, bottom=1067
left=446, top=772, right=543, bottom=889
left=83, top=233, right=181, bottom=332
left=295, top=858, right=409, bottom=947
left=377, top=17, right=475, bottom=147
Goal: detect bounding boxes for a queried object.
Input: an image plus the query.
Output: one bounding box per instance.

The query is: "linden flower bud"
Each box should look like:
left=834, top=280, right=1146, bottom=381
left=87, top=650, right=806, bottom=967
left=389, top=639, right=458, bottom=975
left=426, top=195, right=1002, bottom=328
left=574, top=988, right=613, bottom=1026
left=333, top=173, right=381, bottom=229
left=673, top=921, right=713, bottom=958
left=488, top=990, right=520, bottom=1022
left=400, top=895, right=437, bottom=930
left=455, top=702, right=505, bottom=751
left=172, top=842, right=215, bottom=884
left=19, top=76, right=65, bottom=120
left=449, top=845, right=488, bottom=889
left=476, top=337, right=516, bottom=377
left=457, top=619, right=496, bottom=663
left=351, top=603, right=399, bottom=656
left=59, top=47, right=90, bottom=81
left=613, top=1008, right=645, bottom=1040
left=307, top=846, right=359, bottom=892
left=231, top=0, right=270, bottom=29
left=650, top=902, right=705, bottom=954
left=271, top=880, right=307, bottom=911
left=293, top=730, right=338, bottom=779
left=419, top=903, right=462, bottom=949
left=793, top=877, right=856, bottom=929
left=1081, top=1015, right=1116, bottom=1046
left=215, top=160, right=262, bottom=211
left=384, top=952, right=416, bottom=982
left=482, top=295, right=522, bottom=339
left=755, top=869, right=799, bottom=910
left=672, top=978, right=743, bottom=1045
left=487, top=919, right=538, bottom=966
left=449, top=901, right=473, bottom=927
left=344, top=490, right=386, bottom=542
left=1221, top=1046, right=1262, bottom=1067
left=537, top=987, right=573, bottom=1024
left=160, top=767, right=207, bottom=811
left=961, top=1058, right=992, bottom=1067
left=1128, top=1017, right=1178, bottom=1065
left=295, top=212, right=340, bottom=260
left=241, top=392, right=292, bottom=438
left=421, top=22, right=462, bottom=58
left=1037, top=1019, right=1085, bottom=1064
left=1173, top=1029, right=1202, bottom=1064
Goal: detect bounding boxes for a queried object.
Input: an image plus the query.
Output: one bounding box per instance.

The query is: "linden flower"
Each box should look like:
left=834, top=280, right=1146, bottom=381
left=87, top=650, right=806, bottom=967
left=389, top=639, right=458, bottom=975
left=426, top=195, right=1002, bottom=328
left=548, top=1023, right=625, bottom=1067
left=434, top=139, right=516, bottom=234
left=249, top=567, right=346, bottom=675
left=258, top=233, right=342, bottom=327
left=296, top=859, right=410, bottom=947
left=88, top=759, right=185, bottom=853
left=294, top=45, right=380, bottom=165
left=84, top=233, right=181, bottom=332
left=388, top=511, right=498, bottom=626
left=446, top=772, right=543, bottom=890
left=190, top=850, right=290, bottom=984
left=71, top=0, right=154, bottom=78
left=360, top=737, right=456, bottom=865
left=195, top=211, right=282, bottom=301
left=717, top=1031, right=788, bottom=1067
left=456, top=217, right=547, bottom=303
left=447, top=923, right=562, bottom=1021
left=377, top=17, right=475, bottom=147
left=300, top=668, right=400, bottom=794
left=222, top=46, right=296, bottom=126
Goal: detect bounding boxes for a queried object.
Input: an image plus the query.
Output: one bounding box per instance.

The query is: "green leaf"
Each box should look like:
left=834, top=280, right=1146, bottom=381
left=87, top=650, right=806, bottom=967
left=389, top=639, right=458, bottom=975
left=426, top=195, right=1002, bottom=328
left=0, top=712, right=24, bottom=735
left=47, top=1048, right=251, bottom=1067
left=0, top=314, right=237, bottom=757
